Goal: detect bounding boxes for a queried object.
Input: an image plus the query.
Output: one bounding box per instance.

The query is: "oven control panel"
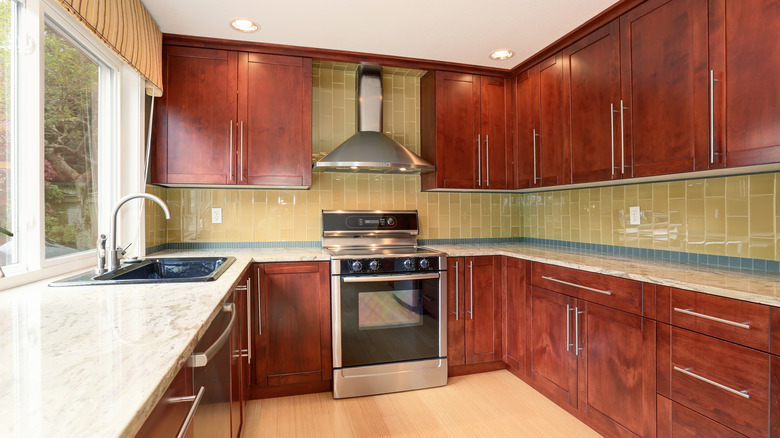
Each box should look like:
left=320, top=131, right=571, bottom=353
left=339, top=257, right=441, bottom=274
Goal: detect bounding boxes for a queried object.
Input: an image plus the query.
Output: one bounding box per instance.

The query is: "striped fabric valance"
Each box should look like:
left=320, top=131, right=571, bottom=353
left=53, top=0, right=163, bottom=95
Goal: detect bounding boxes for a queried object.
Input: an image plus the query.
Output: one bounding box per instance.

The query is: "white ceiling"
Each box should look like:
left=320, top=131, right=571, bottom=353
left=141, top=0, right=619, bottom=70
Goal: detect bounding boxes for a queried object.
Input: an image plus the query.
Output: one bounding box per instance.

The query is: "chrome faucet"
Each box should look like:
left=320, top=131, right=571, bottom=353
left=105, top=193, right=171, bottom=272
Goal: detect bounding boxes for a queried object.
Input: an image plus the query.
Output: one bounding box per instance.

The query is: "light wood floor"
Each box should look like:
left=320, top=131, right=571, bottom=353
left=241, top=370, right=601, bottom=437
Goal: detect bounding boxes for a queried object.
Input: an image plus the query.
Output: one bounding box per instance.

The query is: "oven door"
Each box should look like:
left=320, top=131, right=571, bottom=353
left=333, top=272, right=446, bottom=369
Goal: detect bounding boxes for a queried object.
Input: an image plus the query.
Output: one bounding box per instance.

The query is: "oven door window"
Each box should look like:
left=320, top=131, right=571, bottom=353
left=340, top=276, right=440, bottom=368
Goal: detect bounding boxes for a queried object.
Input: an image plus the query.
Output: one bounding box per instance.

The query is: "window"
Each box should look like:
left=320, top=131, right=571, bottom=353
left=0, top=0, right=146, bottom=287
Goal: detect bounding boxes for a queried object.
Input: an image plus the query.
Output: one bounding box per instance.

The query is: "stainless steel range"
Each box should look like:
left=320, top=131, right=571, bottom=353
left=323, top=210, right=447, bottom=399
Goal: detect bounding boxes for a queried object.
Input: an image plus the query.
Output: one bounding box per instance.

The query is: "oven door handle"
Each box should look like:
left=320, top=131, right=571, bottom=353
left=342, top=273, right=441, bottom=283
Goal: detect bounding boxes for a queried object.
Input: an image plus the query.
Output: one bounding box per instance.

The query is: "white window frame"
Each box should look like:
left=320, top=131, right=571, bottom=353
left=1, top=0, right=146, bottom=289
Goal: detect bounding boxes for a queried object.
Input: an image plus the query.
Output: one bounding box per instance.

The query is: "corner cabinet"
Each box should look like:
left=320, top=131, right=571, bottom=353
left=250, top=262, right=332, bottom=398
left=152, top=45, right=312, bottom=187
left=421, top=71, right=511, bottom=191
left=447, top=256, right=503, bottom=374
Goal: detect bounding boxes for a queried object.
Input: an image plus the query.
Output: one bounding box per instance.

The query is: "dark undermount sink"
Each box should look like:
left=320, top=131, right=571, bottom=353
left=49, top=256, right=236, bottom=287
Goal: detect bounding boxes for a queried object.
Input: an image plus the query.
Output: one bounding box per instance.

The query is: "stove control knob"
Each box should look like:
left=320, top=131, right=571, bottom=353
left=403, top=259, right=414, bottom=270
left=368, top=260, right=380, bottom=271
left=350, top=260, right=363, bottom=272
left=386, top=217, right=396, bottom=226
left=419, top=258, right=430, bottom=269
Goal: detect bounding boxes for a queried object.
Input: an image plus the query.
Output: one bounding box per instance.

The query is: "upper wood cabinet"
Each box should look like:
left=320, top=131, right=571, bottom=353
left=421, top=72, right=511, bottom=190
left=620, top=0, right=710, bottom=178
left=564, top=21, right=623, bottom=184
left=152, top=45, right=312, bottom=187
left=709, top=0, right=780, bottom=167
left=513, top=53, right=567, bottom=188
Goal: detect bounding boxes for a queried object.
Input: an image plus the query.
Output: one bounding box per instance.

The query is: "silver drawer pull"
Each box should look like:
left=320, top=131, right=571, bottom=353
left=674, top=366, right=750, bottom=399
left=673, top=308, right=751, bottom=330
left=541, top=276, right=612, bottom=296
left=172, top=386, right=205, bottom=438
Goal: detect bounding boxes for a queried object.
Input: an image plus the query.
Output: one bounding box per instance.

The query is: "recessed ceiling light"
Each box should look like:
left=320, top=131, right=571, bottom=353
left=489, top=49, right=514, bottom=61
left=230, top=19, right=259, bottom=33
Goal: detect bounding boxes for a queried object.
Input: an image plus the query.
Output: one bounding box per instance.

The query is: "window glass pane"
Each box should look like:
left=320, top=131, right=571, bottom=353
left=43, top=24, right=98, bottom=259
left=0, top=0, right=16, bottom=266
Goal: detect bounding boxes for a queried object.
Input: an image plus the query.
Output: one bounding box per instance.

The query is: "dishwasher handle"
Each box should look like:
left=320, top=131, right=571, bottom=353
left=187, top=303, right=236, bottom=368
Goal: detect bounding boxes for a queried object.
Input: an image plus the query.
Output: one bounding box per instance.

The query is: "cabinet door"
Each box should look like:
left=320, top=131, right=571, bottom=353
left=238, top=53, right=312, bottom=186
left=155, top=46, right=238, bottom=185
left=513, top=70, right=536, bottom=189
left=254, top=262, right=331, bottom=388
left=503, top=257, right=527, bottom=374
left=528, top=286, right=578, bottom=408
left=465, top=256, right=502, bottom=364
left=480, top=76, right=509, bottom=189
left=620, top=0, right=709, bottom=177
left=537, top=53, right=566, bottom=187
left=447, top=257, right=466, bottom=367
left=134, top=365, right=194, bottom=438
left=434, top=72, right=480, bottom=189
left=565, top=21, right=623, bottom=183
left=579, top=302, right=656, bottom=438
left=710, top=0, right=780, bottom=167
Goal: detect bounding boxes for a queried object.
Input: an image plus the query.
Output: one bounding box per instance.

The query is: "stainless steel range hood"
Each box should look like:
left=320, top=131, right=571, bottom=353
left=312, top=65, right=434, bottom=174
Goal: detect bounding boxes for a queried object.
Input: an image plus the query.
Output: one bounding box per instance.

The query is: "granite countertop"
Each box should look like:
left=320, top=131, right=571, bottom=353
left=1, top=243, right=779, bottom=438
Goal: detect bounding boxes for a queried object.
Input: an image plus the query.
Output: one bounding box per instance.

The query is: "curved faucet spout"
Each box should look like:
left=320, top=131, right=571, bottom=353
left=107, top=193, right=171, bottom=271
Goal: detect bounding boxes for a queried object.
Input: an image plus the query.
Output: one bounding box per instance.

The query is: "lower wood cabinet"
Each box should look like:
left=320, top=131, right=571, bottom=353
left=503, top=257, right=528, bottom=375
left=447, top=256, right=503, bottom=374
left=134, top=364, right=194, bottom=438
left=250, top=261, right=332, bottom=398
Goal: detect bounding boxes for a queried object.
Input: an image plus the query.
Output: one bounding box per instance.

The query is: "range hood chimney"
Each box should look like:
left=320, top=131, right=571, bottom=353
left=312, top=65, right=434, bottom=174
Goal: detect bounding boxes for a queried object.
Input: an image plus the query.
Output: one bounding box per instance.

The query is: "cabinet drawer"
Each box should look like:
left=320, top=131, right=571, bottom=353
left=671, top=328, right=769, bottom=437
left=657, top=395, right=745, bottom=438
left=531, top=263, right=644, bottom=315
left=670, top=288, right=770, bottom=351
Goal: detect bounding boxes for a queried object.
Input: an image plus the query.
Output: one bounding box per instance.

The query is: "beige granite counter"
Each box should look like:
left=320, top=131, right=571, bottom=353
left=429, top=243, right=780, bottom=307
left=2, top=243, right=779, bottom=437
left=0, top=248, right=327, bottom=438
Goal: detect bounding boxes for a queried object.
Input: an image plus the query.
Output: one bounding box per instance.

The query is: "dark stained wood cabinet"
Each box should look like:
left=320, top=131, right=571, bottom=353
left=250, top=262, right=331, bottom=398
left=709, top=0, right=780, bottom=167
left=233, top=270, right=254, bottom=436
left=447, top=256, right=503, bottom=373
left=238, top=53, right=312, bottom=186
left=619, top=0, right=710, bottom=177
left=134, top=364, right=194, bottom=438
left=153, top=46, right=238, bottom=185
left=513, top=53, right=566, bottom=188
left=528, top=285, right=579, bottom=408
left=503, top=257, right=527, bottom=375
left=421, top=72, right=511, bottom=190
left=152, top=45, right=312, bottom=187
left=564, top=21, right=624, bottom=184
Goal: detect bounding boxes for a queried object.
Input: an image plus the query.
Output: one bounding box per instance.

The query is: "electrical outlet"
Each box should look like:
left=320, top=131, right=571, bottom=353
left=211, top=207, right=222, bottom=224
left=629, top=206, right=641, bottom=225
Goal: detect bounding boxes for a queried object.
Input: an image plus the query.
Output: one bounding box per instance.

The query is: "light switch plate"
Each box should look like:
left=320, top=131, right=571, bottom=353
left=211, top=207, right=222, bottom=224
left=629, top=206, right=641, bottom=225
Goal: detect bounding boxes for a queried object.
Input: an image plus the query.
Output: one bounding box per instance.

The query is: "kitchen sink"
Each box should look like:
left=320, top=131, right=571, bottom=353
left=49, top=256, right=236, bottom=287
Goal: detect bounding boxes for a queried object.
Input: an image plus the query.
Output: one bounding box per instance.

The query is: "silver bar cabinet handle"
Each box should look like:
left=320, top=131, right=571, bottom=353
left=619, top=100, right=626, bottom=174
left=485, top=134, right=490, bottom=187
left=575, top=307, right=583, bottom=355
left=674, top=366, right=750, bottom=399
left=246, top=277, right=252, bottom=364
left=673, top=307, right=751, bottom=329
left=239, top=121, right=244, bottom=181
left=532, top=129, right=540, bottom=183
left=228, top=120, right=233, bottom=181
left=476, top=134, right=482, bottom=186
left=566, top=304, right=572, bottom=352
left=468, top=261, right=474, bottom=319
left=257, top=274, right=262, bottom=336
left=709, top=70, right=718, bottom=164
left=454, top=261, right=459, bottom=321
left=541, top=276, right=612, bottom=296
left=173, top=386, right=205, bottom=438
left=610, top=103, right=616, bottom=176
